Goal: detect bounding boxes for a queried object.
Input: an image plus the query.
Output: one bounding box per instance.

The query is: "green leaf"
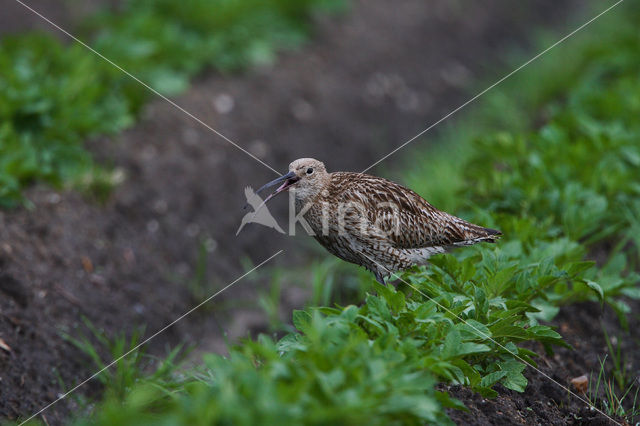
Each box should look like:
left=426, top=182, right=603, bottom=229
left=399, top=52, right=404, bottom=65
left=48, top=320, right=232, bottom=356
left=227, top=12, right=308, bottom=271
left=473, top=287, right=488, bottom=319
left=442, top=326, right=491, bottom=359
left=489, top=319, right=529, bottom=341
left=528, top=299, right=560, bottom=322
left=292, top=310, right=312, bottom=332
left=435, top=391, right=467, bottom=411
left=527, top=325, right=562, bottom=342
left=480, top=370, right=507, bottom=388
left=499, top=360, right=528, bottom=392
left=473, top=386, right=498, bottom=398
left=366, top=294, right=392, bottom=321
left=441, top=326, right=462, bottom=360
left=565, top=260, right=595, bottom=277
left=583, top=279, right=604, bottom=302
left=373, top=281, right=406, bottom=312
left=458, top=320, right=492, bottom=340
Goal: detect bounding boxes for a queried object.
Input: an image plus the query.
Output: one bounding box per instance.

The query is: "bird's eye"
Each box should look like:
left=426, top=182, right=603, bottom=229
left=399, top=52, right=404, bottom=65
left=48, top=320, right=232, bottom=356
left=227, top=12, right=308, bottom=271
left=306, top=167, right=314, bottom=175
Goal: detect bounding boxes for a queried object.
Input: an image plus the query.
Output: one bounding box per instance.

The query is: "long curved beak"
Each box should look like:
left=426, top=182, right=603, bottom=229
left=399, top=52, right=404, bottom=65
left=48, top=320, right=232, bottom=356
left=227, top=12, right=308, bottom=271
left=244, top=171, right=300, bottom=209
left=255, top=171, right=298, bottom=196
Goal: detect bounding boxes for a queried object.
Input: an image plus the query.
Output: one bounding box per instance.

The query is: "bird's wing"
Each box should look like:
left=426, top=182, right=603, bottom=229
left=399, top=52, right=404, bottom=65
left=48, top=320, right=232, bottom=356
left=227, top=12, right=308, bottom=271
left=331, top=173, right=490, bottom=249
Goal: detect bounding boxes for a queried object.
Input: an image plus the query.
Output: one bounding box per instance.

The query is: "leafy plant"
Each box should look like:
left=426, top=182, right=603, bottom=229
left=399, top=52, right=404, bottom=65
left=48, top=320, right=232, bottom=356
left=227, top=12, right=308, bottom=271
left=0, top=35, right=131, bottom=206
left=62, top=318, right=184, bottom=403
left=69, top=2, right=640, bottom=424
left=588, top=355, right=640, bottom=423
left=0, top=0, right=345, bottom=206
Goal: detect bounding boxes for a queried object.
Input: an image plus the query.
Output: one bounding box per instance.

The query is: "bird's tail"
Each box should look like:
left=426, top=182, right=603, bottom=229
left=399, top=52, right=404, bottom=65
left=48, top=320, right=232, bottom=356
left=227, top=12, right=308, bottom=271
left=450, top=224, right=502, bottom=247
left=479, top=227, right=502, bottom=243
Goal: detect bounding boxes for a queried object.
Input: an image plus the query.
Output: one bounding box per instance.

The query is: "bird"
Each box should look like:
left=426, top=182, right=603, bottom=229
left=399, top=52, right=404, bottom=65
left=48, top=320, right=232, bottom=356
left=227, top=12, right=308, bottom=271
left=253, top=158, right=501, bottom=284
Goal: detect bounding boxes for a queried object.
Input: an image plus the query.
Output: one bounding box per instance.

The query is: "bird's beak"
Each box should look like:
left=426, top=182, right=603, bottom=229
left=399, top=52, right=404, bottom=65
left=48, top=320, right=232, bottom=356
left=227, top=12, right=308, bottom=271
left=254, top=171, right=300, bottom=205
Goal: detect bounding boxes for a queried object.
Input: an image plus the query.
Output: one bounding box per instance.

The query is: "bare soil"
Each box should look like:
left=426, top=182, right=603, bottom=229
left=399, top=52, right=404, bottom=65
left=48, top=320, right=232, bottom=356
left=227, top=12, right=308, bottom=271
left=3, top=1, right=636, bottom=426
left=444, top=299, right=640, bottom=425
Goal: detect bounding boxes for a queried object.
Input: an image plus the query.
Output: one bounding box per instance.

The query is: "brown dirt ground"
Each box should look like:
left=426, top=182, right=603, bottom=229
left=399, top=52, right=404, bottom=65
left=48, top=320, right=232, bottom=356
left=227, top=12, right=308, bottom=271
left=444, top=299, right=640, bottom=425
left=4, top=1, right=637, bottom=425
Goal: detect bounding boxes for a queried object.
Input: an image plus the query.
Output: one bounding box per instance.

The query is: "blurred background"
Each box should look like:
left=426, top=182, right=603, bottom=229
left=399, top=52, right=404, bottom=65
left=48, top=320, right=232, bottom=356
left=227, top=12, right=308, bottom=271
left=5, top=0, right=637, bottom=424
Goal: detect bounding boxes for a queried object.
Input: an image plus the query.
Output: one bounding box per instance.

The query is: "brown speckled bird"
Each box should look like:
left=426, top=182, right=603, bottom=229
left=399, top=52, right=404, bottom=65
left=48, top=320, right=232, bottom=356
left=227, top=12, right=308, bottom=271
left=255, top=158, right=501, bottom=284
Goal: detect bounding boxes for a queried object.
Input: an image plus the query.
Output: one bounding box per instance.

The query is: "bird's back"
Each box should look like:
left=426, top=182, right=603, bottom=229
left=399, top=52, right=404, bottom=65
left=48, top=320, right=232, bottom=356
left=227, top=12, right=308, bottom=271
left=298, top=172, right=499, bottom=279
left=320, top=172, right=499, bottom=250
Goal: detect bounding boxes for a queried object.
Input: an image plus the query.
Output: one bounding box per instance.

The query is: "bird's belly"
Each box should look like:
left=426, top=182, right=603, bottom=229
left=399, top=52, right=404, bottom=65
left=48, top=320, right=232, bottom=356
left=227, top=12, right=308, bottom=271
left=310, top=225, right=402, bottom=275
left=304, top=205, right=425, bottom=275
left=401, top=246, right=446, bottom=264
left=312, top=233, right=364, bottom=266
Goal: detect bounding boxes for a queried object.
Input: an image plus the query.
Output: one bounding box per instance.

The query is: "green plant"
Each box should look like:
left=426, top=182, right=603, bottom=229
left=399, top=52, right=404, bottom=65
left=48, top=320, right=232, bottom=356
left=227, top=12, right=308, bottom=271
left=79, top=308, right=464, bottom=426
left=257, top=269, right=286, bottom=332
left=588, top=356, right=640, bottom=423
left=62, top=318, right=184, bottom=402
left=0, top=0, right=345, bottom=206
left=186, top=239, right=213, bottom=303
left=404, top=1, right=640, bottom=322
left=0, top=35, right=132, bottom=206
left=602, top=326, right=633, bottom=391
left=73, top=2, right=640, bottom=424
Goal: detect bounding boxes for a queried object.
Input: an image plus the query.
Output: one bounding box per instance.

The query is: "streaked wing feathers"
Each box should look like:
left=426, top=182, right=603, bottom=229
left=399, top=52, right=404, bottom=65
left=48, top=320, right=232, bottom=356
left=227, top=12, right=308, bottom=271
left=329, top=172, right=493, bottom=249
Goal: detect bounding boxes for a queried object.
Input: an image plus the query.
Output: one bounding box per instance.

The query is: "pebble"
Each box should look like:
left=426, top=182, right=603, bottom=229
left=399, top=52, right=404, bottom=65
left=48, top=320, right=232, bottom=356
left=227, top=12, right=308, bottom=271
left=213, top=93, right=235, bottom=114
left=249, top=139, right=270, bottom=158
left=47, top=193, right=62, bottom=204
left=182, top=127, right=200, bottom=146
left=570, top=375, right=588, bottom=394
left=204, top=238, right=217, bottom=252
left=147, top=220, right=159, bottom=233
left=186, top=223, right=200, bottom=238
left=153, top=199, right=168, bottom=215
left=291, top=99, right=314, bottom=121
left=440, top=62, right=471, bottom=88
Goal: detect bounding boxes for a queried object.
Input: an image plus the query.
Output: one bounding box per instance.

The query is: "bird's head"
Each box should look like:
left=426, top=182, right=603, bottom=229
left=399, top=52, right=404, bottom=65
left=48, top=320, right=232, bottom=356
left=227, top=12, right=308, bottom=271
left=255, top=158, right=328, bottom=204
